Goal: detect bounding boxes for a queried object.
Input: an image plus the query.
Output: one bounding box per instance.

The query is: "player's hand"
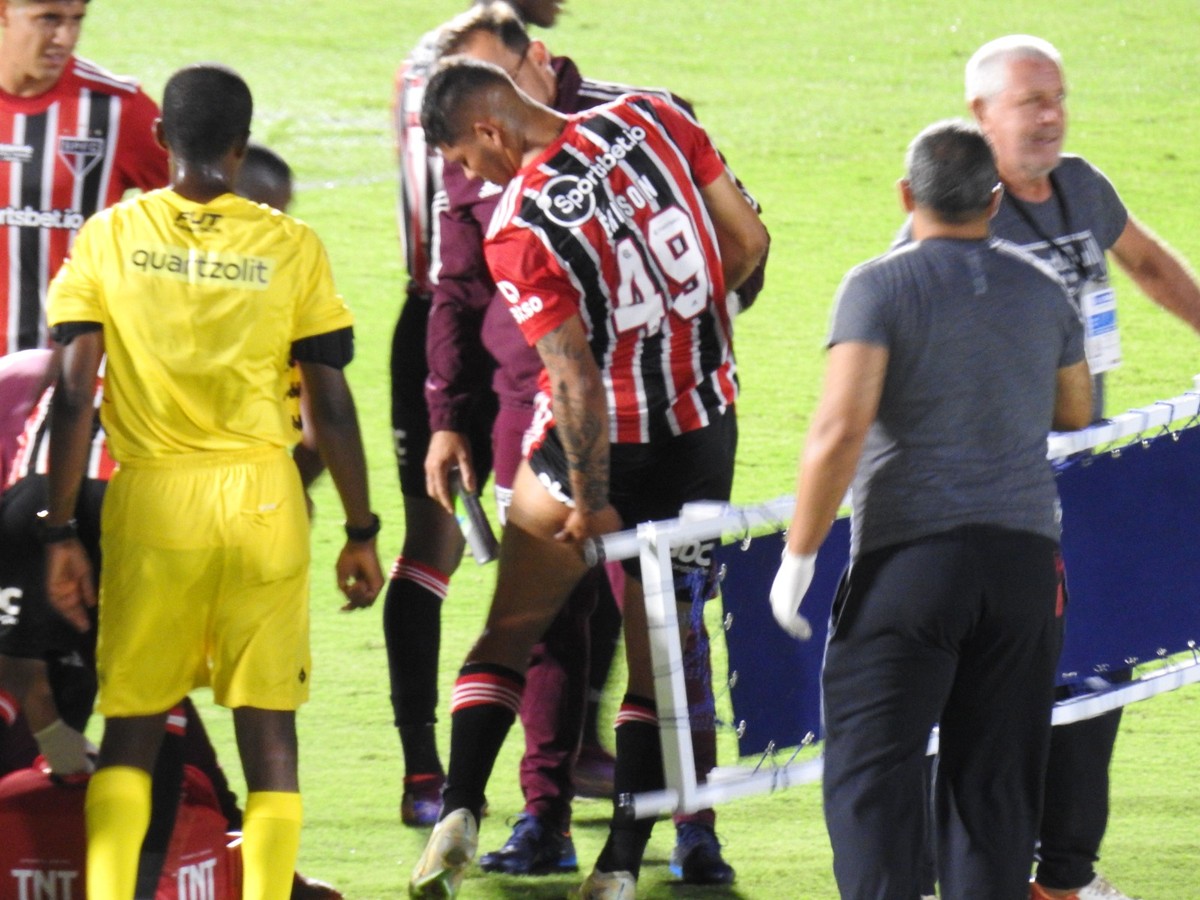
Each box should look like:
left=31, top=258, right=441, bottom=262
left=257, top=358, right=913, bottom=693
left=769, top=549, right=816, bottom=640
left=555, top=503, right=621, bottom=548
left=425, top=431, right=474, bottom=515
left=336, top=541, right=384, bottom=611
left=45, top=540, right=96, bottom=633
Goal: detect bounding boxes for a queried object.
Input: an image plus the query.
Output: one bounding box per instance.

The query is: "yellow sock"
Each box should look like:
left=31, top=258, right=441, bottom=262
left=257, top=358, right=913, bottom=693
left=242, top=791, right=303, bottom=900
left=85, top=766, right=152, bottom=900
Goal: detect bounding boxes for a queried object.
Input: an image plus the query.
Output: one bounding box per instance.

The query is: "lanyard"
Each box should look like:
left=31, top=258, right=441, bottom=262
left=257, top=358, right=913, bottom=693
left=1004, top=172, right=1091, bottom=282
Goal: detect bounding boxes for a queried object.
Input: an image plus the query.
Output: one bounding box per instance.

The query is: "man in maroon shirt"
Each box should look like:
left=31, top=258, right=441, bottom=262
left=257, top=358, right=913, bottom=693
left=420, top=4, right=767, bottom=884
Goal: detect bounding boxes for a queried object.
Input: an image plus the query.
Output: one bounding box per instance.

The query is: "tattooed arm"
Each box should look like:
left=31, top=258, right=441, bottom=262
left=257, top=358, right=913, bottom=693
left=534, top=314, right=614, bottom=543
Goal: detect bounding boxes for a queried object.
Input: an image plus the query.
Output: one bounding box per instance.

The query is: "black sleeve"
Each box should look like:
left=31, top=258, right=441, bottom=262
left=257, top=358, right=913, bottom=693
left=291, top=326, right=355, bottom=369
left=50, top=321, right=102, bottom=345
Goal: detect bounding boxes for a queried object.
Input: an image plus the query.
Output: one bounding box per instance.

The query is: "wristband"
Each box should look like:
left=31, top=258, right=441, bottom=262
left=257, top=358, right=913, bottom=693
left=36, top=510, right=79, bottom=545
left=344, top=512, right=381, bottom=542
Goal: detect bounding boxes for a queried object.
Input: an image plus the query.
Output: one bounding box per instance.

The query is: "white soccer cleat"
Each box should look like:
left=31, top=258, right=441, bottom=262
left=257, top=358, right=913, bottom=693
left=573, top=869, right=636, bottom=899
left=408, top=808, right=478, bottom=898
left=1077, top=874, right=1139, bottom=900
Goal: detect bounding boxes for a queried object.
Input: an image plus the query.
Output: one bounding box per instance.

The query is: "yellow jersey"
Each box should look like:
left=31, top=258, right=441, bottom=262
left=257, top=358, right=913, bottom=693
left=47, top=189, right=353, bottom=461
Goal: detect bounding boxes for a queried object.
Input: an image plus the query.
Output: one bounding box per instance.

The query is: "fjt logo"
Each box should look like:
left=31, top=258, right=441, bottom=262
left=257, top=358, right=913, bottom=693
left=9, top=868, right=80, bottom=899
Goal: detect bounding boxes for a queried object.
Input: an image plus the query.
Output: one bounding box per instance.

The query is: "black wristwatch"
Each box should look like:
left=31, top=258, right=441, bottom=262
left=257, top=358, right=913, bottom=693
left=344, top=512, right=382, bottom=543
left=36, top=510, right=80, bottom=544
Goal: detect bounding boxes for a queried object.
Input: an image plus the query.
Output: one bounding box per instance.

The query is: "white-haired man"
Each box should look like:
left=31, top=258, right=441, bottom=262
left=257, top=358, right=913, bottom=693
left=967, top=34, right=1200, bottom=900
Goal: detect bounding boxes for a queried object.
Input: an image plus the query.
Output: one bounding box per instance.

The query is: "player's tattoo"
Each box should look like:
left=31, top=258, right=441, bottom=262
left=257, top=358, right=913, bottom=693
left=537, top=322, right=609, bottom=513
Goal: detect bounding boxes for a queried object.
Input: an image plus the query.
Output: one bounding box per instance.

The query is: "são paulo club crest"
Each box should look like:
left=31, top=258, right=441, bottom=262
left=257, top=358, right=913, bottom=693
left=57, top=136, right=106, bottom=179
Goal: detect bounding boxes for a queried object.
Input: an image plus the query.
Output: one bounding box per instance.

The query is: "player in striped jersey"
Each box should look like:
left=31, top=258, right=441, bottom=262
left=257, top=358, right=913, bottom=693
left=422, top=4, right=765, bottom=882
left=0, top=0, right=168, bottom=356
left=410, top=60, right=767, bottom=899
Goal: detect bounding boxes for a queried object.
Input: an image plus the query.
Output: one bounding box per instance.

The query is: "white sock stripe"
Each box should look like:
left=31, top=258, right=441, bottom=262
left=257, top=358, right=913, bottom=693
left=392, top=561, right=450, bottom=599
left=450, top=683, right=522, bottom=714
left=615, top=708, right=658, bottom=727
left=0, top=692, right=18, bottom=724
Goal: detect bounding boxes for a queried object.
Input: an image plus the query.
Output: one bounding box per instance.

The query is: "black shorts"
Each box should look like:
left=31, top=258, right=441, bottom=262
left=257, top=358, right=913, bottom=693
left=529, top=408, right=737, bottom=587
left=0, top=475, right=102, bottom=660
left=389, top=291, right=498, bottom=498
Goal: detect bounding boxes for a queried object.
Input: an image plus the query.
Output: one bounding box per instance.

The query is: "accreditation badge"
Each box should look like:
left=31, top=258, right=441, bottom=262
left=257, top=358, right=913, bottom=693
left=1080, top=279, right=1120, bottom=374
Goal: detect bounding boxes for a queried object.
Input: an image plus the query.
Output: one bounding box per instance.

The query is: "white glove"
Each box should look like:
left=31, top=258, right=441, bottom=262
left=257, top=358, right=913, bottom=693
left=769, top=550, right=816, bottom=640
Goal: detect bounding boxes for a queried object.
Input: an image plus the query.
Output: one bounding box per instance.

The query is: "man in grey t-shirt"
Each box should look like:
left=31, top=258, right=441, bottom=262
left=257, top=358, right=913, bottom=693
left=771, top=120, right=1091, bottom=899
left=968, top=35, right=1200, bottom=900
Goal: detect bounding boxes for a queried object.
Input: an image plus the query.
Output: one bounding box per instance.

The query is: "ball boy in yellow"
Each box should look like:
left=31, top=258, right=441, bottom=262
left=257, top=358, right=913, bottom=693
left=40, top=64, right=384, bottom=900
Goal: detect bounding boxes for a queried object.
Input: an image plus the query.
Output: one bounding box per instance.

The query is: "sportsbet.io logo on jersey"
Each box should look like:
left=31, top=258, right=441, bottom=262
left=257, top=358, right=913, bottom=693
left=130, top=244, right=275, bottom=290
left=0, top=206, right=86, bottom=230
left=535, top=124, right=657, bottom=233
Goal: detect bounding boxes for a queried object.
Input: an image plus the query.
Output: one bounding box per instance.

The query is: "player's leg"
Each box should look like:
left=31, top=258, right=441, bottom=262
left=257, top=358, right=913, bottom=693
left=935, top=528, right=1061, bottom=899
left=577, top=567, right=621, bottom=798
left=233, top=706, right=302, bottom=900
left=87, top=713, right=170, bottom=900
left=85, top=464, right=215, bottom=900
left=411, top=460, right=610, bottom=897
left=212, top=449, right=312, bottom=900
left=384, top=298, right=469, bottom=823
left=481, top=405, right=587, bottom=876
left=587, top=413, right=736, bottom=888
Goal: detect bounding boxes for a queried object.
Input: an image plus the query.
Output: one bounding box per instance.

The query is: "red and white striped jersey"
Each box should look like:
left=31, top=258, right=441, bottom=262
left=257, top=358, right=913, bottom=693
left=0, top=56, right=168, bottom=355
left=6, top=371, right=113, bottom=491
left=392, top=32, right=444, bottom=297
left=484, top=94, right=738, bottom=444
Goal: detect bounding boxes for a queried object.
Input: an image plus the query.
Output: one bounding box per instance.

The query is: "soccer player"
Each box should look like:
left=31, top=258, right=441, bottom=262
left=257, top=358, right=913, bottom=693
left=388, top=0, right=628, bottom=837
left=387, top=0, right=568, bottom=828
left=410, top=58, right=768, bottom=899
left=966, top=36, right=1200, bottom=900
left=41, top=64, right=383, bottom=900
left=420, top=3, right=763, bottom=881
left=771, top=119, right=1092, bottom=899
left=0, top=0, right=167, bottom=356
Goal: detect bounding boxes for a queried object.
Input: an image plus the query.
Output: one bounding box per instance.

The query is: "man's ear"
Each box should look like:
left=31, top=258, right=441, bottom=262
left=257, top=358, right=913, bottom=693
left=527, top=39, right=551, bottom=69
left=153, top=118, right=168, bottom=152
left=472, top=118, right=504, bottom=149
left=970, top=97, right=988, bottom=127
left=897, top=178, right=915, bottom=214
left=986, top=182, right=1004, bottom=220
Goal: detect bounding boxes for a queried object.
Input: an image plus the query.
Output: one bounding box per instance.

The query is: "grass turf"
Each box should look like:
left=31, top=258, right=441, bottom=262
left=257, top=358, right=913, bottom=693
left=79, top=1, right=1200, bottom=896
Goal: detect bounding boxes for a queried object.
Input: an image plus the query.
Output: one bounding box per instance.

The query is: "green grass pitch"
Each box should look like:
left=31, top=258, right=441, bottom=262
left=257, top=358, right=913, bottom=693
left=81, top=1, right=1200, bottom=896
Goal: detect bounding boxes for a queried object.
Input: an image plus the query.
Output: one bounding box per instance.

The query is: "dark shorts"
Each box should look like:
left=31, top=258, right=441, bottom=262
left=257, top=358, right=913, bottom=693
left=0, top=475, right=102, bottom=659
left=528, top=408, right=737, bottom=585
left=389, top=292, right=497, bottom=498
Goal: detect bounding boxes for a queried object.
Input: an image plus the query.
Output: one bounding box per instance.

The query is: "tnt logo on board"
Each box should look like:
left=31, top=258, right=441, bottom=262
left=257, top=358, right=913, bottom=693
left=176, top=857, right=218, bottom=900
left=9, top=868, right=80, bottom=899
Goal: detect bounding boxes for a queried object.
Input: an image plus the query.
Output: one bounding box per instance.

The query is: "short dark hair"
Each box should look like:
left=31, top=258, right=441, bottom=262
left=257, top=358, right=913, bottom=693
left=240, top=143, right=292, bottom=188
left=439, top=2, right=530, bottom=59
left=905, top=119, right=998, bottom=224
left=160, top=64, right=253, bottom=164
left=421, top=57, right=512, bottom=148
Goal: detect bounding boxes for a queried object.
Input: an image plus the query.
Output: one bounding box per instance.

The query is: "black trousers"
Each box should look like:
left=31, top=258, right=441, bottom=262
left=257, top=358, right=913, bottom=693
left=1035, top=672, right=1128, bottom=890
left=822, top=526, right=1064, bottom=900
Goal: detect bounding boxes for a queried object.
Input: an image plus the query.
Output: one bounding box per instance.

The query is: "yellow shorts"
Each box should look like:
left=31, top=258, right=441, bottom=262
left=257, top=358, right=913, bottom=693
left=96, top=447, right=311, bottom=716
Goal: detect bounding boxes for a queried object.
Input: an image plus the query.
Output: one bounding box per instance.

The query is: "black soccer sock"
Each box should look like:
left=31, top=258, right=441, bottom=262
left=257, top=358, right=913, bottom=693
left=440, top=663, right=524, bottom=824
left=383, top=557, right=449, bottom=777
left=596, top=695, right=662, bottom=878
left=583, top=574, right=622, bottom=747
